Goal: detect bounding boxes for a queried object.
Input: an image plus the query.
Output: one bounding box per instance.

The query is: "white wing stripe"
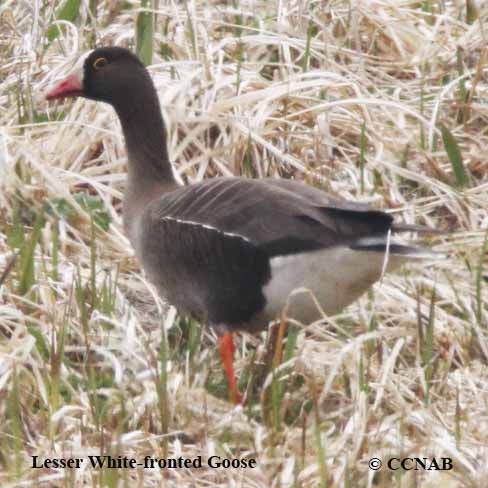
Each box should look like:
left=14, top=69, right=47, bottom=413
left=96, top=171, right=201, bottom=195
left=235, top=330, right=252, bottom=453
left=161, top=216, right=252, bottom=243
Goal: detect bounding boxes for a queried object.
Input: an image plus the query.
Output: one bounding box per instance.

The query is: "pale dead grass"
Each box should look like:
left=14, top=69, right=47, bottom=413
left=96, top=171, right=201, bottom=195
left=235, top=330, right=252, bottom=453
left=1, top=0, right=488, bottom=487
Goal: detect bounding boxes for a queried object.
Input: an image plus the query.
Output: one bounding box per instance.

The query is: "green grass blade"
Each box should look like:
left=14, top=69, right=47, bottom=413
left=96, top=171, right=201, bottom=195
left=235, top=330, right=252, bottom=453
left=283, top=325, right=299, bottom=363
left=136, top=0, right=154, bottom=66
left=90, top=217, right=97, bottom=309
left=475, top=230, right=488, bottom=326
left=301, top=20, right=314, bottom=72
left=455, top=387, right=461, bottom=449
left=313, top=402, right=328, bottom=488
left=158, top=328, right=170, bottom=435
left=439, top=123, right=467, bottom=188
left=7, top=205, right=24, bottom=249
left=51, top=220, right=59, bottom=281
left=47, top=0, right=81, bottom=42
left=7, top=368, right=23, bottom=481
left=466, top=0, right=479, bottom=24
left=422, top=286, right=436, bottom=405
left=19, top=212, right=44, bottom=295
left=358, top=121, right=366, bottom=193
left=456, top=47, right=467, bottom=103
left=27, top=324, right=50, bottom=361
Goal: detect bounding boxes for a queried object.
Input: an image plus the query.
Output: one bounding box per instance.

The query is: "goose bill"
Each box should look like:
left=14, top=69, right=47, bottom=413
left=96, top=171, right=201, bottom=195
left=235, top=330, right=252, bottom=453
left=45, top=69, right=83, bottom=100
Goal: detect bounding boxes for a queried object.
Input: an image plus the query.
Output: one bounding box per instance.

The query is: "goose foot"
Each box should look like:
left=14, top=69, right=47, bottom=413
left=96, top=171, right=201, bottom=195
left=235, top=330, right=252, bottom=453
left=217, top=331, right=242, bottom=404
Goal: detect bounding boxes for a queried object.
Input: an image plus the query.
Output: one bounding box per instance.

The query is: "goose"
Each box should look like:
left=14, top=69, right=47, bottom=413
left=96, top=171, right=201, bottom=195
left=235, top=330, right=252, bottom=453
left=46, top=47, right=441, bottom=403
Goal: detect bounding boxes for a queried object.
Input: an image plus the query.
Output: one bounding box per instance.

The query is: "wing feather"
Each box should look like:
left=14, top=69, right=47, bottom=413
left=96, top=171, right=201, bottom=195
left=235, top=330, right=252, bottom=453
left=150, top=177, right=397, bottom=257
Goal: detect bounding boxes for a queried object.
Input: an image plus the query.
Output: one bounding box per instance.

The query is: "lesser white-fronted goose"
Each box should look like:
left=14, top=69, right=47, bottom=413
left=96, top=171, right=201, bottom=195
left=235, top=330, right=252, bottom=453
left=46, top=47, right=440, bottom=404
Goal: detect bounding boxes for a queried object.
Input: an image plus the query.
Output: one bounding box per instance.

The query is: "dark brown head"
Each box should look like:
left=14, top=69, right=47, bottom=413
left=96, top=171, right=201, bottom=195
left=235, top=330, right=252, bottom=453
left=45, top=46, right=174, bottom=181
left=45, top=47, right=151, bottom=107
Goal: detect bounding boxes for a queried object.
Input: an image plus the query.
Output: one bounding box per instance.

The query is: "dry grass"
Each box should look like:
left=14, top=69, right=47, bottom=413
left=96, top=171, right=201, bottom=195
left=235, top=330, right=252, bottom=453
left=1, top=0, right=488, bottom=487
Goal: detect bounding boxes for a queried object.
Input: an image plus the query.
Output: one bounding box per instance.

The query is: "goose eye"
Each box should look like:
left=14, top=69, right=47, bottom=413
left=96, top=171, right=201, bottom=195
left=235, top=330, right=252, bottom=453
left=93, top=57, right=108, bottom=70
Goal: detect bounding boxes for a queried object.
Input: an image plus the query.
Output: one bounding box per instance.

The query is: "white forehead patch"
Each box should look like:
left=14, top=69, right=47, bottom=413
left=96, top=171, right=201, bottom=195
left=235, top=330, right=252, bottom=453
left=75, top=49, right=94, bottom=70
left=70, top=49, right=94, bottom=87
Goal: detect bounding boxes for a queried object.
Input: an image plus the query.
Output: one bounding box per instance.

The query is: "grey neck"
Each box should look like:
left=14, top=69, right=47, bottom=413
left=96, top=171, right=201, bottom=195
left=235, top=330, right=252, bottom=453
left=114, top=85, right=179, bottom=244
left=115, top=94, right=176, bottom=187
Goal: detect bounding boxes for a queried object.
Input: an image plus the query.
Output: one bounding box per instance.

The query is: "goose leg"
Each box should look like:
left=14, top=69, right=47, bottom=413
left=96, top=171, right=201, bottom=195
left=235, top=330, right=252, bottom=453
left=217, top=331, right=242, bottom=404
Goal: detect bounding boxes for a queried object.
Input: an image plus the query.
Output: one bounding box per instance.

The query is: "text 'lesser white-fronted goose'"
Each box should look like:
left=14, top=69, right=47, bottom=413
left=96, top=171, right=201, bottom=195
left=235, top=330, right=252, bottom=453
left=46, top=47, right=441, bottom=404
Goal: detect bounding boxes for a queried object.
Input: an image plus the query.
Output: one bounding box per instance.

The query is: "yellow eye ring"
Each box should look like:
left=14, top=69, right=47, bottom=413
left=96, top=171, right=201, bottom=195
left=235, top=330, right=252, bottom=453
left=93, top=57, right=108, bottom=70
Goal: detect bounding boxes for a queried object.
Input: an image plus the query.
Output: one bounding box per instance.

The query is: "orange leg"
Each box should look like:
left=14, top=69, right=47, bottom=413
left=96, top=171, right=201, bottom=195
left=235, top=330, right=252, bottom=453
left=218, top=331, right=242, bottom=404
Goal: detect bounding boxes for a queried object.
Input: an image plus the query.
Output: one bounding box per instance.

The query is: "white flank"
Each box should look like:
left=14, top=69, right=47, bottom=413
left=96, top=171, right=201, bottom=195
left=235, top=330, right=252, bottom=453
left=262, top=246, right=406, bottom=323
